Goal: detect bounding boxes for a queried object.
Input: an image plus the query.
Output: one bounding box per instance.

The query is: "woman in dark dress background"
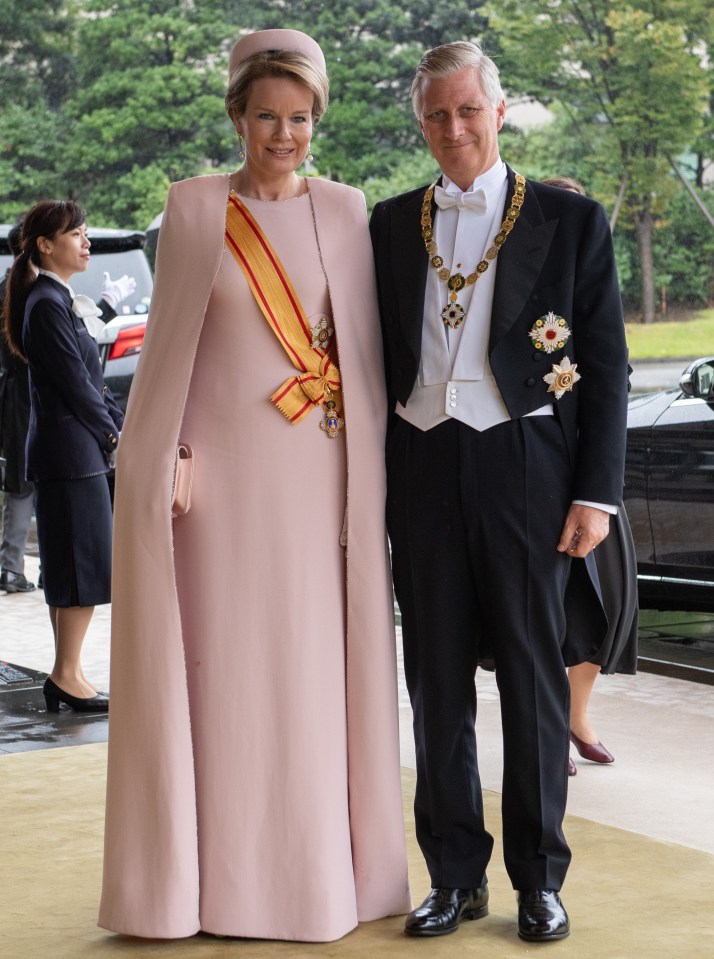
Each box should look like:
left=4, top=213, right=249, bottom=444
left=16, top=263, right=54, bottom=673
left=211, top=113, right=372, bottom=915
left=542, top=176, right=638, bottom=775
left=1, top=200, right=123, bottom=712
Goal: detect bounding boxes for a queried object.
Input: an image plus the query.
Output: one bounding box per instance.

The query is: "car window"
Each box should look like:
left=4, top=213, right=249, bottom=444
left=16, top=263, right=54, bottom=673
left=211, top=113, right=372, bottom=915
left=695, top=363, right=714, bottom=399
left=71, top=249, right=153, bottom=314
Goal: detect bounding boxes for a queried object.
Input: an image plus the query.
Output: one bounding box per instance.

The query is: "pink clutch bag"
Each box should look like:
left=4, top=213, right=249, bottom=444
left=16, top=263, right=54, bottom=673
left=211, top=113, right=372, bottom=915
left=171, top=444, right=194, bottom=517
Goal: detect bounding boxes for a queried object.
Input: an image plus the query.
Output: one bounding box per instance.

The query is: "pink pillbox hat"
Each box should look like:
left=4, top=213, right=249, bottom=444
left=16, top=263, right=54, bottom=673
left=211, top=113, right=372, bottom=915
left=228, top=29, right=327, bottom=78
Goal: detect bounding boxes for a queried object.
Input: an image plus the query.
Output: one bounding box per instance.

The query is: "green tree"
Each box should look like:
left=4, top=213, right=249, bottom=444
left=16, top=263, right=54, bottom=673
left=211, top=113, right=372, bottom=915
left=1, top=0, right=492, bottom=225
left=224, top=0, right=489, bottom=183
left=672, top=0, right=714, bottom=189
left=61, top=0, right=235, bottom=227
left=486, top=0, right=710, bottom=321
left=0, top=0, right=76, bottom=107
left=0, top=0, right=77, bottom=219
left=362, top=148, right=439, bottom=213
left=651, top=189, right=714, bottom=308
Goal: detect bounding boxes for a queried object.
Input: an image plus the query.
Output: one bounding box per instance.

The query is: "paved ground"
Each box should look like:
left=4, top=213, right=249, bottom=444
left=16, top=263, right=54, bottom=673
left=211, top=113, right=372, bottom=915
left=2, top=551, right=714, bottom=858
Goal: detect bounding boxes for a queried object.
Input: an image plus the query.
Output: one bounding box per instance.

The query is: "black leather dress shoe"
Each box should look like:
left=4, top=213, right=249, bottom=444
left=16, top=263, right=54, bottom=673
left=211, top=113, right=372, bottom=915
left=0, top=569, right=36, bottom=593
left=517, top=889, right=570, bottom=941
left=43, top=677, right=109, bottom=713
left=405, top=885, right=489, bottom=937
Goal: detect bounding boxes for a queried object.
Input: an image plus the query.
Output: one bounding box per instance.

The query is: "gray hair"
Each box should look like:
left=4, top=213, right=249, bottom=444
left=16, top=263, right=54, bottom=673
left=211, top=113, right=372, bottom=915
left=411, top=41, right=504, bottom=118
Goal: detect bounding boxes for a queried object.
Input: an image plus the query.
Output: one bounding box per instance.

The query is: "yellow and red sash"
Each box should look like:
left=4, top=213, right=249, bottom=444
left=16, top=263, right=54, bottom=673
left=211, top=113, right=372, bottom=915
left=225, top=192, right=342, bottom=427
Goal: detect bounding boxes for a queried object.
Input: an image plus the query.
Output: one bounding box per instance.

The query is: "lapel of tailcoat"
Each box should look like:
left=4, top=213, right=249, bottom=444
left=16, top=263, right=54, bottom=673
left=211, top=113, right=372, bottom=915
left=489, top=166, right=558, bottom=352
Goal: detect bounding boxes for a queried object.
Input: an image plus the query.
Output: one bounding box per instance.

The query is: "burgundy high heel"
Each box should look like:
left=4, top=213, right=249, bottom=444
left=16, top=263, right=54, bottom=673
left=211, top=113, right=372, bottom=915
left=569, top=730, right=613, bottom=764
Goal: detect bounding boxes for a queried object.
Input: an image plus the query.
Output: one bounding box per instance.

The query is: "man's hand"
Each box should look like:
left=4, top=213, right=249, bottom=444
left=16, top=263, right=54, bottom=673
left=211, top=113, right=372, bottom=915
left=557, top=504, right=610, bottom=558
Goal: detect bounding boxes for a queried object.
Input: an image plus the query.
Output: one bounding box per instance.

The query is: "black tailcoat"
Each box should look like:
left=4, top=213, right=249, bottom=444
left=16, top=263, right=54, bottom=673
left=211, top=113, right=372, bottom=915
left=370, top=167, right=630, bottom=890
left=371, top=167, right=629, bottom=665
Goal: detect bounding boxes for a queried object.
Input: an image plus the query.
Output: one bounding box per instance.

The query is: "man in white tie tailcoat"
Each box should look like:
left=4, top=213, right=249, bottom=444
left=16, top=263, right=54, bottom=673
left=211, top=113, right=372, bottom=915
left=370, top=41, right=629, bottom=943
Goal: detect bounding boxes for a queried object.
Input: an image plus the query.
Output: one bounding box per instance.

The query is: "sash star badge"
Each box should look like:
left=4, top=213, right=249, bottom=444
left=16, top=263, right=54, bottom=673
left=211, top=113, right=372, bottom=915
left=311, top=316, right=334, bottom=351
left=544, top=356, right=581, bottom=399
left=529, top=311, right=571, bottom=353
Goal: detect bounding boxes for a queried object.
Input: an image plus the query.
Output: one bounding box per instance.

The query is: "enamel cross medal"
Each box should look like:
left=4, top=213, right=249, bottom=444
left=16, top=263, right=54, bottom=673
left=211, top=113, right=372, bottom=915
left=320, top=390, right=344, bottom=438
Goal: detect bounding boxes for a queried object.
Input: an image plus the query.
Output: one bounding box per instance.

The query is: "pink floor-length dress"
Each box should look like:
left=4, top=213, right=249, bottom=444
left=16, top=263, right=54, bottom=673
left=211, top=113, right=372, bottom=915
left=171, top=193, right=357, bottom=941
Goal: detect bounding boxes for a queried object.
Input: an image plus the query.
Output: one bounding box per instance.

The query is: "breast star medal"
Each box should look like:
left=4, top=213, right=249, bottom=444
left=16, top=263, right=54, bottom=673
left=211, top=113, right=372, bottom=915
left=529, top=312, right=571, bottom=353
left=544, top=356, right=581, bottom=399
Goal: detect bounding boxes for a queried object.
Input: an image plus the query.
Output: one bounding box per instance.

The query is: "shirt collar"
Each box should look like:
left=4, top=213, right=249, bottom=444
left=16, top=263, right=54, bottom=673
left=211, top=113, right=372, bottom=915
left=441, top=158, right=507, bottom=198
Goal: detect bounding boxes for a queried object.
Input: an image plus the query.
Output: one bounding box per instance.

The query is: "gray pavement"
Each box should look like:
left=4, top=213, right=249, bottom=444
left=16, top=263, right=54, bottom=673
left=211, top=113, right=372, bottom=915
left=1, top=554, right=111, bottom=690
left=2, top=551, right=714, bottom=858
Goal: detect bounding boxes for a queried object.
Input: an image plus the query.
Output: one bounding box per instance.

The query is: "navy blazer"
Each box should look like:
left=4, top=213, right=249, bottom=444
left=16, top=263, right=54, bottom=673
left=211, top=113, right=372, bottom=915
left=369, top=167, right=629, bottom=507
left=22, top=274, right=124, bottom=482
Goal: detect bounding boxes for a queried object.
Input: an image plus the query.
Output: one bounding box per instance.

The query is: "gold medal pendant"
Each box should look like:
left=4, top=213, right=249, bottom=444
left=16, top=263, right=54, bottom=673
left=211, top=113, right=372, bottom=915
left=320, top=399, right=344, bottom=438
left=442, top=272, right=467, bottom=328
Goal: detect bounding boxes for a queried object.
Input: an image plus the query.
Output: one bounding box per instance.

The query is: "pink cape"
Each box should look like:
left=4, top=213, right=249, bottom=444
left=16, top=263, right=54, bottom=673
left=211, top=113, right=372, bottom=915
left=99, top=174, right=411, bottom=939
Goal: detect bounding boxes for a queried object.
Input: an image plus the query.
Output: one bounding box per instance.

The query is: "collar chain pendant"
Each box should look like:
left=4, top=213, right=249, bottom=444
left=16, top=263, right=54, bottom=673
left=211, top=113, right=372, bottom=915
left=421, top=173, right=526, bottom=329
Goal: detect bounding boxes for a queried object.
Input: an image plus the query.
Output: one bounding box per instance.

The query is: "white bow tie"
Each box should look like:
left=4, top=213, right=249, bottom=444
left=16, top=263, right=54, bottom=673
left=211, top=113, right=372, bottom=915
left=433, top=185, right=488, bottom=214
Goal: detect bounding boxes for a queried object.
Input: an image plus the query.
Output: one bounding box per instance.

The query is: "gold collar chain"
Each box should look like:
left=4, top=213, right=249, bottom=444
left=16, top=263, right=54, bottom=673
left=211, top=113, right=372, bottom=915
left=420, top=172, right=526, bottom=329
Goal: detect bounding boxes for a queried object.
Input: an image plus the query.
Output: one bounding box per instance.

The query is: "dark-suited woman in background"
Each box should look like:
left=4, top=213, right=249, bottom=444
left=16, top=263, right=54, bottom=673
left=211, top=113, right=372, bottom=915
left=542, top=176, right=638, bottom=776
left=1, top=200, right=123, bottom=712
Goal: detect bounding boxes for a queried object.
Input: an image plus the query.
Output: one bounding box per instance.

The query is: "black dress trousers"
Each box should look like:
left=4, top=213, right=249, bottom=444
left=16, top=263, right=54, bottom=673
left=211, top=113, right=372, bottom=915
left=387, top=414, right=574, bottom=891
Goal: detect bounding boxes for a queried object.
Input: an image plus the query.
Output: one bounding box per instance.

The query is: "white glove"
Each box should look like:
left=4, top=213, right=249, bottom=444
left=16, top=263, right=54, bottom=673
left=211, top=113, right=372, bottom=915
left=101, top=271, right=136, bottom=308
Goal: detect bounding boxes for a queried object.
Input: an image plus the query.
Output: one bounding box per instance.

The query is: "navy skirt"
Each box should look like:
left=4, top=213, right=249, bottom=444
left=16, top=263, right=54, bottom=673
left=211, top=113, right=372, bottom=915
left=35, top=474, right=113, bottom=607
left=590, top=504, right=639, bottom=675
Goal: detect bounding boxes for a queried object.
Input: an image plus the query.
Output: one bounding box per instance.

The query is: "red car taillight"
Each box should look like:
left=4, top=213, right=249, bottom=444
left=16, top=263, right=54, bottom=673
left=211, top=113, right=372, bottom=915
left=107, top=324, right=146, bottom=361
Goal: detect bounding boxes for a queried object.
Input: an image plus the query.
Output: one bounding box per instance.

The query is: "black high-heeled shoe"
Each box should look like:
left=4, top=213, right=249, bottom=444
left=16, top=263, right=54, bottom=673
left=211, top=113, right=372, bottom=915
left=43, top=677, right=109, bottom=713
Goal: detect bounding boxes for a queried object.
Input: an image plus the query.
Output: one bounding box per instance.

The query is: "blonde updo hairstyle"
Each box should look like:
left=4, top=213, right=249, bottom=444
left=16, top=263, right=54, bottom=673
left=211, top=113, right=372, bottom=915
left=225, top=50, right=330, bottom=127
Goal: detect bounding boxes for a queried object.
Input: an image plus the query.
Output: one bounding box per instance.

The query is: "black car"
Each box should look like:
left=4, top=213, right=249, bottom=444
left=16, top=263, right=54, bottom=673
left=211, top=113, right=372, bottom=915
left=625, top=356, right=714, bottom=612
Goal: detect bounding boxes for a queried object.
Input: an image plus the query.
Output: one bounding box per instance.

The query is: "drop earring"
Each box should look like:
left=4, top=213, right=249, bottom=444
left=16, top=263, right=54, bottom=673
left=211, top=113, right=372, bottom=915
left=237, top=134, right=245, bottom=160
left=306, top=141, right=314, bottom=163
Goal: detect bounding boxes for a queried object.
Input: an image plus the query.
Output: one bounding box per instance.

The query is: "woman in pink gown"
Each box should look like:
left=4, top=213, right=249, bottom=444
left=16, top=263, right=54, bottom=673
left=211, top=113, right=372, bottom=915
left=99, top=30, right=410, bottom=942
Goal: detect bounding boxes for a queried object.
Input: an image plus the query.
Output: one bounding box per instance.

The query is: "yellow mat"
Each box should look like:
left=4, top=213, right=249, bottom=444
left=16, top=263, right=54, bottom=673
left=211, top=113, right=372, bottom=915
left=2, top=743, right=712, bottom=959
